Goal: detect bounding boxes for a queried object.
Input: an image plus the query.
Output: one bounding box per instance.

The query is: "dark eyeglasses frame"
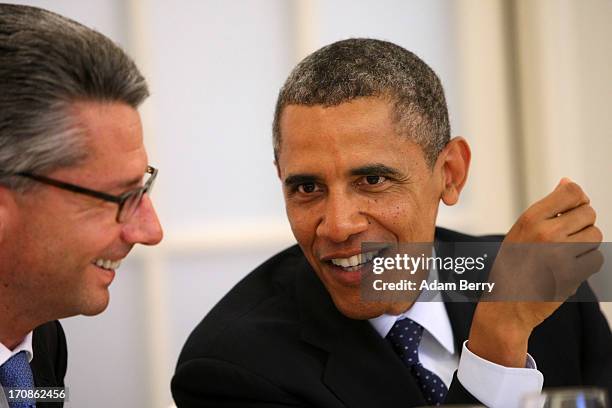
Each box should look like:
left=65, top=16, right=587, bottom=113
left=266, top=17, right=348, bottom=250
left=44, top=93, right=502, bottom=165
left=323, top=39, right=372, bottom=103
left=7, top=165, right=157, bottom=223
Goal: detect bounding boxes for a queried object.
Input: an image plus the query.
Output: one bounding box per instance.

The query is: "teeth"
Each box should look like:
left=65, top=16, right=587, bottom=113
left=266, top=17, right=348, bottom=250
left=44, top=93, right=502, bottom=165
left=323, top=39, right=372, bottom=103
left=331, top=251, right=379, bottom=269
left=92, top=258, right=122, bottom=271
left=332, top=258, right=346, bottom=267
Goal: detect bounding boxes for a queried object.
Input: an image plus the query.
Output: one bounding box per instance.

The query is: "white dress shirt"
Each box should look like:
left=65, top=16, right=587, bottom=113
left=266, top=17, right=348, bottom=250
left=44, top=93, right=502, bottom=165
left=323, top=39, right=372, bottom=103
left=369, top=267, right=543, bottom=408
left=0, top=332, right=33, bottom=367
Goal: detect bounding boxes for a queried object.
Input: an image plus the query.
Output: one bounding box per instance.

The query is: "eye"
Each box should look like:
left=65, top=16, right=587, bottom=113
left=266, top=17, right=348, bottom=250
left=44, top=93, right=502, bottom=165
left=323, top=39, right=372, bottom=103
left=364, top=175, right=386, bottom=185
left=354, top=175, right=389, bottom=191
left=297, top=182, right=318, bottom=193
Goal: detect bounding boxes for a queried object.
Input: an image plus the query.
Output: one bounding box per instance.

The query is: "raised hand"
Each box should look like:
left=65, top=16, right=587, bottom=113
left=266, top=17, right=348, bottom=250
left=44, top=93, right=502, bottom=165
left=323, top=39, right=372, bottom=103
left=467, top=178, right=603, bottom=367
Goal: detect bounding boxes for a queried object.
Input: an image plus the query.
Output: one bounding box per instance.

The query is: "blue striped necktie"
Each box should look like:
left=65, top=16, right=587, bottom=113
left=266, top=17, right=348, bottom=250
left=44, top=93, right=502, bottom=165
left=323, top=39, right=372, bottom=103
left=386, top=318, right=448, bottom=406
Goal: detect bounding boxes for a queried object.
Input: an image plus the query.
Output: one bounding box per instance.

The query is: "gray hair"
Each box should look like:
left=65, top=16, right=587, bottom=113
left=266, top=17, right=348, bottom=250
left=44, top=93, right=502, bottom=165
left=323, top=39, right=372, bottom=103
left=272, top=38, right=450, bottom=167
left=0, top=4, right=149, bottom=191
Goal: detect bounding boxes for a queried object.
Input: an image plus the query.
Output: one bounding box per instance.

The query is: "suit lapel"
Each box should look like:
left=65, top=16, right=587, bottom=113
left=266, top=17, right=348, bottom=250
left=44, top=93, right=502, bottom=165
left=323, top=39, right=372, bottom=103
left=295, top=257, right=426, bottom=407
left=435, top=238, right=478, bottom=353
left=444, top=301, right=477, bottom=353
left=30, top=325, right=56, bottom=387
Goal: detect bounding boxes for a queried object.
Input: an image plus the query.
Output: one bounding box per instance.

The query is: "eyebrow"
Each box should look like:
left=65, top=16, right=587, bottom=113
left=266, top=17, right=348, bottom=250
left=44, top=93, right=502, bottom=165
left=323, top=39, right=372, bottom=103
left=115, top=176, right=143, bottom=189
left=284, top=173, right=320, bottom=187
left=111, top=169, right=147, bottom=191
left=349, top=163, right=404, bottom=178
left=283, top=163, right=405, bottom=187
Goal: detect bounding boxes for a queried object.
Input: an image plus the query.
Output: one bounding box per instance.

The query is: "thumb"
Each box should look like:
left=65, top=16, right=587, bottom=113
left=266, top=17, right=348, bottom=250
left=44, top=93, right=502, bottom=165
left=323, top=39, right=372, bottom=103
left=557, top=177, right=573, bottom=188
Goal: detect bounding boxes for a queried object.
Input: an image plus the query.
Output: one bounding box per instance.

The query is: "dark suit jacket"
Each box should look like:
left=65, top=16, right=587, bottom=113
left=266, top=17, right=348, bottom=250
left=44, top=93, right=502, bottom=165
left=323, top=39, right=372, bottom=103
left=172, top=228, right=612, bottom=407
left=31, top=321, right=67, bottom=408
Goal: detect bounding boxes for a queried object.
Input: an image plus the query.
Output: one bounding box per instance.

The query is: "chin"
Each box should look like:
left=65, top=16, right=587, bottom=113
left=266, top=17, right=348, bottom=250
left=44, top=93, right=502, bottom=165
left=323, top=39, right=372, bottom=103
left=79, top=292, right=110, bottom=316
left=331, top=295, right=388, bottom=320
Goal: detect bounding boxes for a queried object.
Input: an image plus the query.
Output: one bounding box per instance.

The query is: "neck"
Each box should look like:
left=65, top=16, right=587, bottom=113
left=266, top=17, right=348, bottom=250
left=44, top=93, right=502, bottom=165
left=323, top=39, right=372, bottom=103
left=0, top=262, right=49, bottom=350
left=1, top=333, right=27, bottom=351
left=0, top=300, right=39, bottom=351
left=0, top=321, right=31, bottom=351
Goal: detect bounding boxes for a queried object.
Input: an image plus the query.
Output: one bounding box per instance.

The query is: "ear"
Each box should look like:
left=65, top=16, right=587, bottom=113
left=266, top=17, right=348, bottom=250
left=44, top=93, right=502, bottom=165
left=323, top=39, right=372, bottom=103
left=436, top=136, right=471, bottom=206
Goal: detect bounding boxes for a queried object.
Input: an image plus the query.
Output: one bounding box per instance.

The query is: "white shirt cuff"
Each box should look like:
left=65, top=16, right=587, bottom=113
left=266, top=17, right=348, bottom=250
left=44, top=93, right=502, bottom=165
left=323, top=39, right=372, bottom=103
left=457, top=340, right=543, bottom=408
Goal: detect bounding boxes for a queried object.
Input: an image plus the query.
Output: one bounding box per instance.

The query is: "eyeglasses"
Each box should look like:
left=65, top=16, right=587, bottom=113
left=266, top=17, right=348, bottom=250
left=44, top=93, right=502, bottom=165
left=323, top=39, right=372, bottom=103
left=9, top=165, right=158, bottom=223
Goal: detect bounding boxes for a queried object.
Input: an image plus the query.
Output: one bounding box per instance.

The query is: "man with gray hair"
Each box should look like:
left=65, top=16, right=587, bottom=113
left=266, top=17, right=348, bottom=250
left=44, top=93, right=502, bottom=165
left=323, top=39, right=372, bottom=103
left=0, top=5, right=163, bottom=406
left=173, top=38, right=610, bottom=407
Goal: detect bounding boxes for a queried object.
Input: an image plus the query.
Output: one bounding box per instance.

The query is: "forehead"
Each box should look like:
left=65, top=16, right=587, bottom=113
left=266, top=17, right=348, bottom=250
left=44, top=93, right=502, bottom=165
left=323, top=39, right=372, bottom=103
left=73, top=101, right=143, bottom=154
left=56, top=101, right=147, bottom=185
left=277, top=97, right=425, bottom=173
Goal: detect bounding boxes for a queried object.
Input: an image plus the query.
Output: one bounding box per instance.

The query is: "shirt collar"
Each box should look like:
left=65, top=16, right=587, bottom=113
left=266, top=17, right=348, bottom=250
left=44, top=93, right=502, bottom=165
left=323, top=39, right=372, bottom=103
left=0, top=332, right=34, bottom=366
left=369, top=261, right=455, bottom=355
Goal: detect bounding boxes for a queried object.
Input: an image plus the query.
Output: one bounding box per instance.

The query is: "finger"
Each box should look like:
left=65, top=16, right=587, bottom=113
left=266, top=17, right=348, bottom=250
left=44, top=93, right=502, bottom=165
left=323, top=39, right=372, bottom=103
left=529, top=179, right=590, bottom=220
left=567, top=225, right=603, bottom=244
left=546, top=240, right=600, bottom=259
left=545, top=203, right=596, bottom=237
left=555, top=249, right=604, bottom=300
left=571, top=248, right=604, bottom=282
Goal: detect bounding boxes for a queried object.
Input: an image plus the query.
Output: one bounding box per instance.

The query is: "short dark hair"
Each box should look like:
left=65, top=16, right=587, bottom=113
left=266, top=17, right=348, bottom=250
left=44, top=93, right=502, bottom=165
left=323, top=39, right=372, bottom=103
left=272, top=38, right=450, bottom=166
left=0, top=4, right=149, bottom=190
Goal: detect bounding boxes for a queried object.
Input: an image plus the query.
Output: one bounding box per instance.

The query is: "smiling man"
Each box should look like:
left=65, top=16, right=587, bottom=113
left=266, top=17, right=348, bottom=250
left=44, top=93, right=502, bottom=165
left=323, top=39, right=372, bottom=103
left=173, top=39, right=611, bottom=407
left=0, top=5, right=163, bottom=407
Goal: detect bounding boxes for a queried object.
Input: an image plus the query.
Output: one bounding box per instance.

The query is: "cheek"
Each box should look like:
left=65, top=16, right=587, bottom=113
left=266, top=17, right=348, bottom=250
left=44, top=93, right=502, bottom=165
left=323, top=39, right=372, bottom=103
left=365, top=190, right=436, bottom=240
left=38, top=218, right=114, bottom=266
left=365, top=190, right=413, bottom=219
left=286, top=204, right=316, bottom=244
left=377, top=202, right=415, bottom=238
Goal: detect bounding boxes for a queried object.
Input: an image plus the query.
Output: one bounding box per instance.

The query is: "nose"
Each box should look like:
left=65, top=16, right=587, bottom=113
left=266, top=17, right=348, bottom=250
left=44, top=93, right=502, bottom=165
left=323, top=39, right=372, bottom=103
left=316, top=191, right=369, bottom=243
left=121, top=194, right=163, bottom=245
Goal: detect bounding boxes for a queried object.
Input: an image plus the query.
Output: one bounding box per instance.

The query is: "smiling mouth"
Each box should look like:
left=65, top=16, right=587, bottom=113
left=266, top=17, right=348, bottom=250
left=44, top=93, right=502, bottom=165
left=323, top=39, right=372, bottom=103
left=328, top=250, right=381, bottom=272
left=92, top=258, right=122, bottom=271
